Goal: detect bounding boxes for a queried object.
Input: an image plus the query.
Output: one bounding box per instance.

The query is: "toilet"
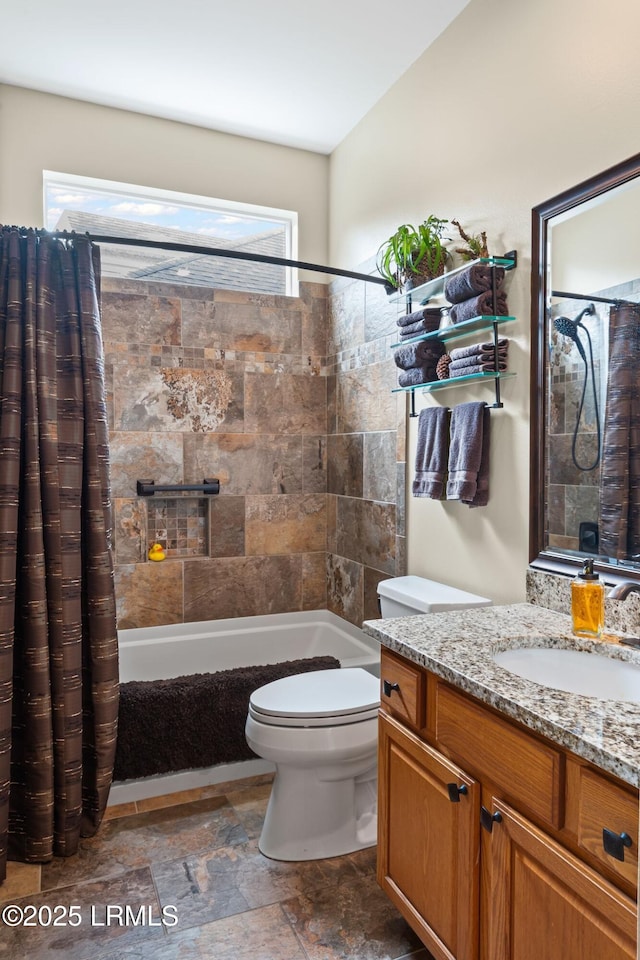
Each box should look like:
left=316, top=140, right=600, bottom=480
left=245, top=576, right=491, bottom=862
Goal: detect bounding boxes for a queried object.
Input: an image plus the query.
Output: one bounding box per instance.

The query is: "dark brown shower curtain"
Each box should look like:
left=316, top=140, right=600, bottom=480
left=598, top=301, right=640, bottom=560
left=0, top=227, right=119, bottom=883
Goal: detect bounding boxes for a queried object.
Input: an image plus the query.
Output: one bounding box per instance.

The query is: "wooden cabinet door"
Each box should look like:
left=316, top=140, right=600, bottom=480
left=485, top=799, right=637, bottom=960
left=378, top=711, right=480, bottom=960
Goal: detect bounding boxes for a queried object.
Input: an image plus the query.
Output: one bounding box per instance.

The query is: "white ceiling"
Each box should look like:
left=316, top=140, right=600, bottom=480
left=0, top=0, right=470, bottom=154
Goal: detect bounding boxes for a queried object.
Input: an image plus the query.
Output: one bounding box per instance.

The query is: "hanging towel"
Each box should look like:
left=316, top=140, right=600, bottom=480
left=394, top=340, right=443, bottom=370
left=468, top=406, right=492, bottom=508
left=450, top=291, right=509, bottom=325
left=446, top=401, right=487, bottom=502
left=413, top=407, right=450, bottom=499
left=444, top=264, right=505, bottom=304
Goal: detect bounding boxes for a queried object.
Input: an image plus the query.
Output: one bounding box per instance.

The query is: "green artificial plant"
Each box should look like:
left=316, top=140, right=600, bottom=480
left=376, top=216, right=449, bottom=292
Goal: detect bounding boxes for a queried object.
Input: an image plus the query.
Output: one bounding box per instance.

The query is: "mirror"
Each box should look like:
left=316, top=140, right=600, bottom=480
left=530, top=152, right=640, bottom=580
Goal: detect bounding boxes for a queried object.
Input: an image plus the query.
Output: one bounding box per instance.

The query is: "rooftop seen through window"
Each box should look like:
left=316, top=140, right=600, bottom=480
left=43, top=171, right=298, bottom=296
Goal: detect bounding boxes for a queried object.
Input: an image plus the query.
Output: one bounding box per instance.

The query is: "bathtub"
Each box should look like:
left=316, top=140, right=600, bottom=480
left=109, top=609, right=380, bottom=805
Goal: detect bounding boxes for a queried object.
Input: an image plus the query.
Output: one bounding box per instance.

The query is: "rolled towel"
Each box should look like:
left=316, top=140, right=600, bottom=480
left=436, top=354, right=452, bottom=380
left=413, top=407, right=450, bottom=499
left=444, top=264, right=505, bottom=304
left=396, top=307, right=442, bottom=328
left=468, top=406, right=491, bottom=508
left=447, top=350, right=508, bottom=370
left=449, top=338, right=509, bottom=362
left=446, top=401, right=487, bottom=502
left=448, top=360, right=508, bottom=377
left=398, top=365, right=436, bottom=387
left=394, top=340, right=443, bottom=371
left=450, top=291, right=509, bottom=325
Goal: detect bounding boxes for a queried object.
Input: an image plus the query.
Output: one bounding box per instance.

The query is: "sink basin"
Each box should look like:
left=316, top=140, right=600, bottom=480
left=493, top=647, right=640, bottom=701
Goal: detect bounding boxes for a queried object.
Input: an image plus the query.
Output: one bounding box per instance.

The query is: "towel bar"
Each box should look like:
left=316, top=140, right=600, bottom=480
left=136, top=479, right=220, bottom=496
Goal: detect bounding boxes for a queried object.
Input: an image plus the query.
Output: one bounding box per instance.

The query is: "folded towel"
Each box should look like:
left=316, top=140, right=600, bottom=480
left=444, top=264, right=505, bottom=304
left=398, top=318, right=440, bottom=339
left=394, top=341, right=443, bottom=370
left=396, top=307, right=442, bottom=328
left=398, top=366, right=434, bottom=387
left=468, top=406, right=491, bottom=508
left=413, top=407, right=450, bottom=499
left=448, top=350, right=508, bottom=370
left=448, top=360, right=508, bottom=377
left=449, top=338, right=509, bottom=362
left=446, top=401, right=488, bottom=502
left=450, top=291, right=509, bottom=325
left=449, top=337, right=509, bottom=360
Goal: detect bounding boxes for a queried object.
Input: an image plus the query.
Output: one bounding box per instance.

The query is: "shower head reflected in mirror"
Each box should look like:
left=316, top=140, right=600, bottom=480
left=553, top=303, right=595, bottom=361
left=552, top=303, right=600, bottom=471
left=554, top=315, right=587, bottom=360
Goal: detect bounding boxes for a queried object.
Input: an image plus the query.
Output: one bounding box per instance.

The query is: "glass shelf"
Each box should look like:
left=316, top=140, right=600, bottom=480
left=391, top=315, right=516, bottom=348
left=387, top=254, right=517, bottom=304
left=392, top=371, right=517, bottom=395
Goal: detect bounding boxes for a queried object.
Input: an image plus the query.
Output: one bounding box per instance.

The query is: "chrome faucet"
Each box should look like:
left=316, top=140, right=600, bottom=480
left=605, top=582, right=640, bottom=647
left=608, top=581, right=640, bottom=600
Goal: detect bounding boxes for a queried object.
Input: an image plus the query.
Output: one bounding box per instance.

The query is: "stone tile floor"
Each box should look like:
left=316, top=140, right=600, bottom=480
left=0, top=774, right=432, bottom=960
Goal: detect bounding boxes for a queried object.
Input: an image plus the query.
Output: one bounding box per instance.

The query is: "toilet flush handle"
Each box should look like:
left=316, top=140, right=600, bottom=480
left=383, top=680, right=400, bottom=697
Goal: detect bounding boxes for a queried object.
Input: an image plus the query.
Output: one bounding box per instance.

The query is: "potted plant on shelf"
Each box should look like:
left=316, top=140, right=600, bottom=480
left=376, top=216, right=450, bottom=294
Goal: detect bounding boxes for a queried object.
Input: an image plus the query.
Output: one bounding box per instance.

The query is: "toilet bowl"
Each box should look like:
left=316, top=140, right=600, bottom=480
left=245, top=667, right=379, bottom=861
left=246, top=577, right=492, bottom=862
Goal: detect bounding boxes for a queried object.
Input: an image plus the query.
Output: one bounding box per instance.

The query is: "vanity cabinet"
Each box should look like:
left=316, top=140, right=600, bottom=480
left=378, top=712, right=480, bottom=960
left=486, top=799, right=637, bottom=960
left=377, top=647, right=638, bottom=960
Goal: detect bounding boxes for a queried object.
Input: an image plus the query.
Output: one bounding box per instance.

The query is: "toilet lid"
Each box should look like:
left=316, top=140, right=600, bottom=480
left=248, top=668, right=380, bottom=727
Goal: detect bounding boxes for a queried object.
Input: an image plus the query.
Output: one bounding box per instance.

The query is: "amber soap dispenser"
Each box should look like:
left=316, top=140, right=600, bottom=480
left=571, top=558, right=605, bottom=638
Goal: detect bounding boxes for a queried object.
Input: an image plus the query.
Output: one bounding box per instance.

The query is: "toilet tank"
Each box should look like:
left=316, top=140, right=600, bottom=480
left=377, top=575, right=491, bottom=618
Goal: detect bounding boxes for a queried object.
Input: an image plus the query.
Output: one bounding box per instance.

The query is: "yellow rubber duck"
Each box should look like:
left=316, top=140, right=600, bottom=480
left=148, top=543, right=166, bottom=562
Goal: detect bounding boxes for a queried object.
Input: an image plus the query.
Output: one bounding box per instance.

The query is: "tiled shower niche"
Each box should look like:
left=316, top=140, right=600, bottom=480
left=146, top=497, right=209, bottom=559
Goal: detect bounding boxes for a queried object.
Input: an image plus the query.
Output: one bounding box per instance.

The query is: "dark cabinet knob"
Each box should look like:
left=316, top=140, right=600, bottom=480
left=447, top=782, right=468, bottom=803
left=602, top=828, right=633, bottom=861
left=480, top=806, right=503, bottom=832
left=382, top=680, right=400, bottom=697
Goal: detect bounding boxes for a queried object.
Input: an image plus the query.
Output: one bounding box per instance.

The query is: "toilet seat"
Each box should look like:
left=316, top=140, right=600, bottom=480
left=248, top=667, right=380, bottom=728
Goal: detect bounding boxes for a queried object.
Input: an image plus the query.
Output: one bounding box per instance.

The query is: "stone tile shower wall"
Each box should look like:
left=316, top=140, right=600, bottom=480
left=103, top=278, right=329, bottom=629
left=326, top=263, right=407, bottom=626
left=102, top=269, right=407, bottom=630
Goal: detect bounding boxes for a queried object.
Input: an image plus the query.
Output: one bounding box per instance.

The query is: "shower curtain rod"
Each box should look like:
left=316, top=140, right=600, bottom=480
left=42, top=230, right=388, bottom=287
left=552, top=289, right=639, bottom=307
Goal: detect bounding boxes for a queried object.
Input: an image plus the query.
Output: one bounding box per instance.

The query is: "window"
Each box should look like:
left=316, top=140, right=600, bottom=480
left=43, top=171, right=298, bottom=296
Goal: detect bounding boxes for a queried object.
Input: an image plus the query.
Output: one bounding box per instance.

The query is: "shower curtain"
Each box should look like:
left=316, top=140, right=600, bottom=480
left=0, top=227, right=119, bottom=883
left=598, top=301, right=640, bottom=560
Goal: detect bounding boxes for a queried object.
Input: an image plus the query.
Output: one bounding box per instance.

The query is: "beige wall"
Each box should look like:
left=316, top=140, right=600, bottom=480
left=0, top=85, right=329, bottom=269
left=2, top=0, right=640, bottom=608
left=329, top=0, right=640, bottom=604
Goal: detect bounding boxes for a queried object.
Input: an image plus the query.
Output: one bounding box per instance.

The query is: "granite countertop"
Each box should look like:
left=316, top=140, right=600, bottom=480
left=363, top=602, right=640, bottom=788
